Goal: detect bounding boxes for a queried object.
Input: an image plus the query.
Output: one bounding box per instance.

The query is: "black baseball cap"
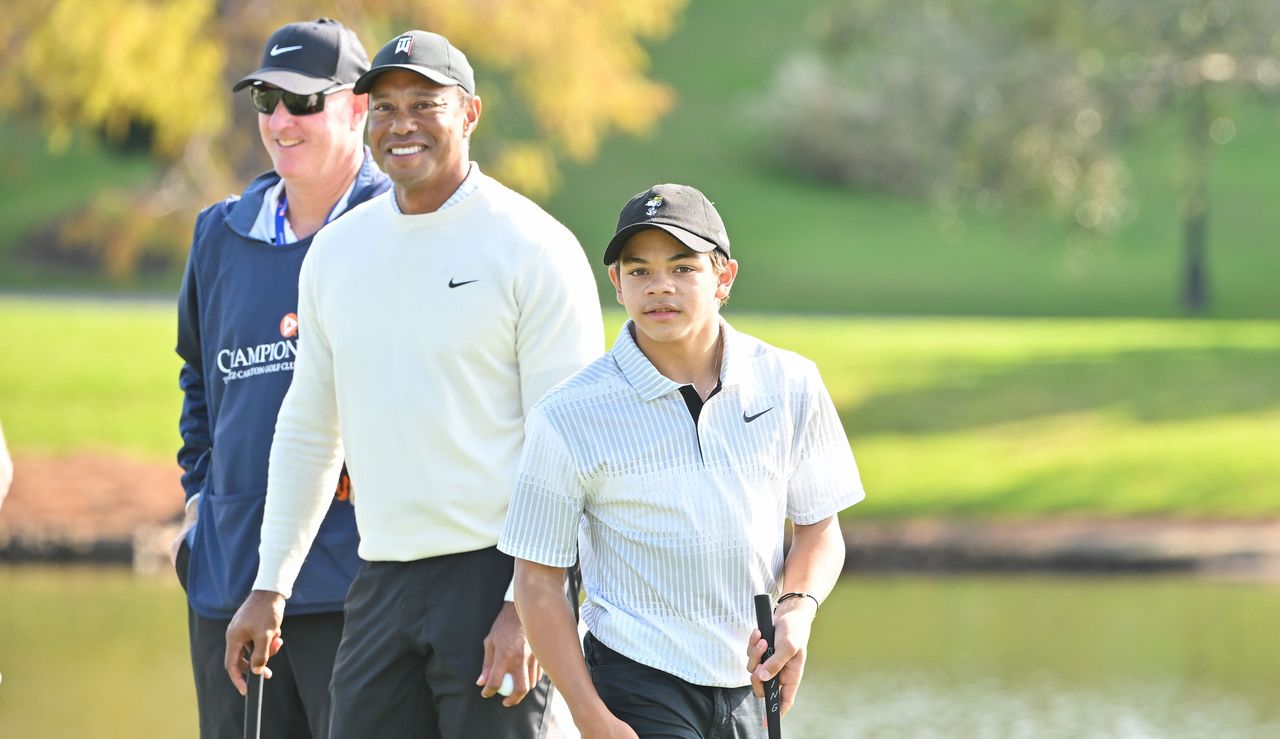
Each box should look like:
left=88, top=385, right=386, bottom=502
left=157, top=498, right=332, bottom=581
left=603, top=184, right=731, bottom=266
left=232, top=18, right=370, bottom=95
left=353, top=30, right=476, bottom=95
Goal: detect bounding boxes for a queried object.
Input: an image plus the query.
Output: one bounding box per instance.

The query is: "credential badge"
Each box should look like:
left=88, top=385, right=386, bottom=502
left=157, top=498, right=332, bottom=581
left=644, top=195, right=664, bottom=216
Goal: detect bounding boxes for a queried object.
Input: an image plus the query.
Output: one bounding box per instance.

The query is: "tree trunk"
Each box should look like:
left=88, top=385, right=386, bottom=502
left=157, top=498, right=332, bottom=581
left=1180, top=90, right=1210, bottom=314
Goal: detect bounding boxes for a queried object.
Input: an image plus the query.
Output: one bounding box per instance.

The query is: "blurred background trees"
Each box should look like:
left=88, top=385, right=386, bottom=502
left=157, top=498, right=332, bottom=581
left=0, top=0, right=682, bottom=278
left=759, top=0, right=1280, bottom=312
left=2, top=0, right=1277, bottom=317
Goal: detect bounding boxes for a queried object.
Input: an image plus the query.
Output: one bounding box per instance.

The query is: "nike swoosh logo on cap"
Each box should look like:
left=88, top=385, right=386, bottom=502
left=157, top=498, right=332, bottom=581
left=270, top=44, right=304, bottom=56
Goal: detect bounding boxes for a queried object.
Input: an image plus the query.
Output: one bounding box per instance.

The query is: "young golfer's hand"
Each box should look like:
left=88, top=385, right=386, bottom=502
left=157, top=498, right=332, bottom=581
left=746, top=596, right=817, bottom=718
left=477, top=601, right=542, bottom=706
left=224, top=590, right=286, bottom=696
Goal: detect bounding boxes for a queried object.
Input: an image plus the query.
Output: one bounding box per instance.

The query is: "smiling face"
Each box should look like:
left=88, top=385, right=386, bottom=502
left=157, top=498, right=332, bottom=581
left=366, top=69, right=481, bottom=211
left=255, top=87, right=367, bottom=185
left=608, top=228, right=737, bottom=354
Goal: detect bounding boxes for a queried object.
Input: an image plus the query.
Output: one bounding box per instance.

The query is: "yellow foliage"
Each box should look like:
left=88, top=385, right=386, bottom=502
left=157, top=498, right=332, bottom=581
left=423, top=0, right=680, bottom=162
left=489, top=142, right=560, bottom=201
left=5, top=0, right=681, bottom=187
left=0, top=0, right=685, bottom=276
left=344, top=0, right=684, bottom=188
left=14, top=0, right=226, bottom=156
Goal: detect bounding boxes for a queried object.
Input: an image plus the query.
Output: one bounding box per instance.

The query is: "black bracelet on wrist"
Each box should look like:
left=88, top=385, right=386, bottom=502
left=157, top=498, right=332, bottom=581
left=775, top=592, right=820, bottom=610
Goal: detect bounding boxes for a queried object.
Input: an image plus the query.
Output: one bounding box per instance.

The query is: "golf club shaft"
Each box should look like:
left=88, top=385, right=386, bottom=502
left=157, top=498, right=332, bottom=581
left=754, top=594, right=782, bottom=739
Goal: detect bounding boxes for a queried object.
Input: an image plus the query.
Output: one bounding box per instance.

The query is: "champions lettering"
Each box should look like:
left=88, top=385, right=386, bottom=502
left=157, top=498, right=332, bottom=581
left=217, top=339, right=298, bottom=384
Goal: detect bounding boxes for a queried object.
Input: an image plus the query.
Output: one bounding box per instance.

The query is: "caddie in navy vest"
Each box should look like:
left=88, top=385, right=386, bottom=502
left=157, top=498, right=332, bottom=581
left=174, top=18, right=389, bottom=739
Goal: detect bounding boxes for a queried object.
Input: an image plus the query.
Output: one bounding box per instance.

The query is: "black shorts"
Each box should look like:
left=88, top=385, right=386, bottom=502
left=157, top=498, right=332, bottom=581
left=584, top=632, right=764, bottom=739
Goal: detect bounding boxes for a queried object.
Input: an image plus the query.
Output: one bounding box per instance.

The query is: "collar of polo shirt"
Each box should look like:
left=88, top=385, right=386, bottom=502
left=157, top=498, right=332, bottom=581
left=613, top=319, right=745, bottom=401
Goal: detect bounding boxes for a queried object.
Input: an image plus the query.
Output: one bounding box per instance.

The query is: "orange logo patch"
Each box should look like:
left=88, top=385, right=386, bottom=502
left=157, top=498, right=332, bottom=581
left=280, top=313, right=299, bottom=338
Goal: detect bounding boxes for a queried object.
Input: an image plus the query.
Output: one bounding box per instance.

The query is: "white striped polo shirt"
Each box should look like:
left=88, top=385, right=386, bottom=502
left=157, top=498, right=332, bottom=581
left=499, top=320, right=863, bottom=687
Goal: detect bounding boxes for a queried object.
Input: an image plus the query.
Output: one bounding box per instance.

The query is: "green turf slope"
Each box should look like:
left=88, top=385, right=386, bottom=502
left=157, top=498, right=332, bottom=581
left=4, top=297, right=1276, bottom=518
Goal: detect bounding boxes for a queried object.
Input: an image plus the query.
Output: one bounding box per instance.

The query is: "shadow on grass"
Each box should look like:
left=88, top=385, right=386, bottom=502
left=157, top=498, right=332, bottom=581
left=841, top=346, right=1280, bottom=436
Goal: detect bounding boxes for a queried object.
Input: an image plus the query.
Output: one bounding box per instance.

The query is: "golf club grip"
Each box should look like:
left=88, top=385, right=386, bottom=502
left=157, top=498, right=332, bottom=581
left=244, top=654, right=263, bottom=739
left=754, top=594, right=782, bottom=739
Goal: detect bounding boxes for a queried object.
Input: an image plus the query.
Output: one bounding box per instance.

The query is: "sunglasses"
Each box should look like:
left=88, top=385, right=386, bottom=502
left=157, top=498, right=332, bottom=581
left=249, top=84, right=352, bottom=116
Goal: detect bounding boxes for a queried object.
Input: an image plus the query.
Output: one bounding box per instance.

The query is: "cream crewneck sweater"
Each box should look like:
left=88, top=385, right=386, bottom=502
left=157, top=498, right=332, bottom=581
left=255, top=173, right=603, bottom=597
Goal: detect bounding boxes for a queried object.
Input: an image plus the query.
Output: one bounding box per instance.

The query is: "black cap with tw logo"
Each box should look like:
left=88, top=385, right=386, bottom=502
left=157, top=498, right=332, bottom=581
left=232, top=18, right=370, bottom=95
left=603, top=184, right=732, bottom=266
left=353, top=30, right=476, bottom=96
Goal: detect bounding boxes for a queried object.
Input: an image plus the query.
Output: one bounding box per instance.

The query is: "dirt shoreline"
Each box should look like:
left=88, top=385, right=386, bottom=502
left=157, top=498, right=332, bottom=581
left=4, top=454, right=1279, bottom=580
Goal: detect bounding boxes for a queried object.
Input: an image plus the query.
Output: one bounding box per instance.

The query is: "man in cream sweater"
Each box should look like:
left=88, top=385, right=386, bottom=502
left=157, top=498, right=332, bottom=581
left=224, top=30, right=603, bottom=738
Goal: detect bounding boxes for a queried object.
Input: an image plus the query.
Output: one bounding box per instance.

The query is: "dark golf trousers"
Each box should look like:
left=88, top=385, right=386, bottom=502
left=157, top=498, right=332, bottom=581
left=179, top=541, right=344, bottom=739
left=584, top=633, right=765, bottom=739
left=188, top=607, right=344, bottom=739
left=327, top=547, right=551, bottom=739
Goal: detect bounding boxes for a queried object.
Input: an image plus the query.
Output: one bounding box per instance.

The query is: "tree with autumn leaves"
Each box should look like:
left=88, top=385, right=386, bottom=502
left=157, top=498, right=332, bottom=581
left=0, top=0, right=684, bottom=277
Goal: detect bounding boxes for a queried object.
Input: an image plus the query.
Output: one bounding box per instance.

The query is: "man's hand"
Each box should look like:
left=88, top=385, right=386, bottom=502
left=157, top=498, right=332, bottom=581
left=167, top=498, right=199, bottom=567
left=476, top=601, right=541, bottom=707
left=746, top=597, right=818, bottom=718
left=224, top=590, right=286, bottom=696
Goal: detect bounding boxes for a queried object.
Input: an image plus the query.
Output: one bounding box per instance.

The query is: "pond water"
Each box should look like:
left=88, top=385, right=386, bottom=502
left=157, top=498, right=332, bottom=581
left=0, top=568, right=1276, bottom=738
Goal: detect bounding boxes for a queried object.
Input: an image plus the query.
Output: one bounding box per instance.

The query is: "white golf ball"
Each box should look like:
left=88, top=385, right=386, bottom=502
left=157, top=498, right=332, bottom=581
left=498, top=673, right=515, bottom=697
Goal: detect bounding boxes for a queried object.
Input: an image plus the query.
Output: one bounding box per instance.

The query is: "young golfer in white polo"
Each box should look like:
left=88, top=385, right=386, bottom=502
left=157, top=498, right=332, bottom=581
left=499, top=184, right=864, bottom=738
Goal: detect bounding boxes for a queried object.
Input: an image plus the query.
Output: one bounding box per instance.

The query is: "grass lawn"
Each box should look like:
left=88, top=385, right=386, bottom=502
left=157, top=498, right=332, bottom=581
left=0, top=297, right=181, bottom=460
left=3, top=297, right=1276, bottom=518
left=0, top=118, right=156, bottom=290
left=537, top=0, right=1280, bottom=317
left=541, top=0, right=1280, bottom=319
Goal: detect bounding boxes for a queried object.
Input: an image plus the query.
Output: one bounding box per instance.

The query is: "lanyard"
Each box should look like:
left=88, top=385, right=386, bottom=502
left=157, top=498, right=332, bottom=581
left=275, top=191, right=342, bottom=246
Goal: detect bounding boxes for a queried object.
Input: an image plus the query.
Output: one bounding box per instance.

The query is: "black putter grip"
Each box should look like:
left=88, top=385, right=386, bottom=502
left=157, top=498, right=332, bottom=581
left=243, top=646, right=263, bottom=739
left=754, top=594, right=782, bottom=739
